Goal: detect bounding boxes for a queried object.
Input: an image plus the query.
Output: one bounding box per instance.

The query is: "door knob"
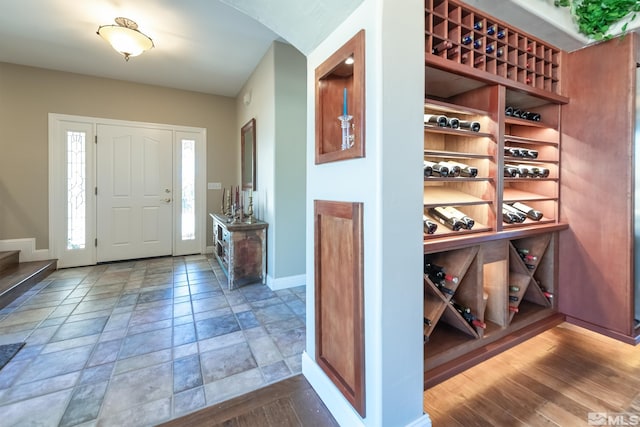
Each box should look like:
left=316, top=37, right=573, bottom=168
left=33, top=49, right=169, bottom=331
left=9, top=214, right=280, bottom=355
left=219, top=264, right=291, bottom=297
left=164, top=198, right=172, bottom=203
left=165, top=189, right=171, bottom=193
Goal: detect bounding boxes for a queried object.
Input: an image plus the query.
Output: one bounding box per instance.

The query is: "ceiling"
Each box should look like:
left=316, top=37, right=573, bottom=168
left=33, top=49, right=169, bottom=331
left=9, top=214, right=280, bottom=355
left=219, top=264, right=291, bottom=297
left=0, top=0, right=362, bottom=97
left=0, top=0, right=635, bottom=98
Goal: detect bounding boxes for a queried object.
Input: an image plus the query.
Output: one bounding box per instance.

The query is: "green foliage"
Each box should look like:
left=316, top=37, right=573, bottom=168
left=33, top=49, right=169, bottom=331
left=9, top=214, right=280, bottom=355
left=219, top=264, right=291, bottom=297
left=554, top=0, right=640, bottom=40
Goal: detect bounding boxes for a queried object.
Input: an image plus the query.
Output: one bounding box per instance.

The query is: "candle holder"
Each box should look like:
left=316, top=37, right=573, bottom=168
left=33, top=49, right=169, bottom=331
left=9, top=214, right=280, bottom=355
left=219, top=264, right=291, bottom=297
left=225, top=193, right=233, bottom=219
left=339, top=114, right=355, bottom=150
left=245, top=192, right=255, bottom=224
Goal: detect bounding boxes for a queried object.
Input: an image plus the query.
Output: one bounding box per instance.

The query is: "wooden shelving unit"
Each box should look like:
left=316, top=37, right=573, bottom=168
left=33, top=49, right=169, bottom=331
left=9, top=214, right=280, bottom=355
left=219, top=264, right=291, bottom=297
left=422, top=0, right=568, bottom=389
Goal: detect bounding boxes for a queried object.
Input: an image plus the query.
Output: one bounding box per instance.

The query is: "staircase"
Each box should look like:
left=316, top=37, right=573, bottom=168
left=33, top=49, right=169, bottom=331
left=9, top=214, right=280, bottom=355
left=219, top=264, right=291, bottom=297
left=0, top=251, right=57, bottom=309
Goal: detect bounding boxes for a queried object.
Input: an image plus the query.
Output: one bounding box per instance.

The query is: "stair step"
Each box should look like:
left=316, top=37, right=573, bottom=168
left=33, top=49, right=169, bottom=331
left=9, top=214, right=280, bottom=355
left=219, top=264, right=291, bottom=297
left=0, top=259, right=57, bottom=309
left=0, top=251, right=20, bottom=274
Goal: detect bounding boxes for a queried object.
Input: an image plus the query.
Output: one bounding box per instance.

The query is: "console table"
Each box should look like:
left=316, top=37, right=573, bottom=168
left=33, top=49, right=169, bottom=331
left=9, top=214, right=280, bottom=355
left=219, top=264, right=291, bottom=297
left=210, top=213, right=268, bottom=289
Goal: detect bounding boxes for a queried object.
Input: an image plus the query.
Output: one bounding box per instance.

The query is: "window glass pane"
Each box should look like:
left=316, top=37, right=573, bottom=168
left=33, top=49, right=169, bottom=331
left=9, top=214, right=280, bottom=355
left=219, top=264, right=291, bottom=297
left=67, top=131, right=86, bottom=249
left=181, top=139, right=195, bottom=240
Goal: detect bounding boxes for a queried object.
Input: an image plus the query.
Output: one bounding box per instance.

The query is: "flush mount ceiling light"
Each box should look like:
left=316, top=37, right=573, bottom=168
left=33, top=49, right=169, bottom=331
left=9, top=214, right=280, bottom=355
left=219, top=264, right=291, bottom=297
left=97, top=17, right=154, bottom=61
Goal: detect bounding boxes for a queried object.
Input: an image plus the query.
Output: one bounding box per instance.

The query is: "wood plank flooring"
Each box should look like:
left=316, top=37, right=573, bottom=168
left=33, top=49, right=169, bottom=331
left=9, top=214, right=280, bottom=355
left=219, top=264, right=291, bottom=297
left=158, top=374, right=339, bottom=427
left=424, top=322, right=640, bottom=426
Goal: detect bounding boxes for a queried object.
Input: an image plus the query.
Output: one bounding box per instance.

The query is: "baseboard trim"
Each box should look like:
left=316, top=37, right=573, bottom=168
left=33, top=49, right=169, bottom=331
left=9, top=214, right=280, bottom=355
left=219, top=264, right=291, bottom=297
left=266, top=273, right=306, bottom=291
left=302, top=351, right=364, bottom=427
left=0, top=239, right=50, bottom=262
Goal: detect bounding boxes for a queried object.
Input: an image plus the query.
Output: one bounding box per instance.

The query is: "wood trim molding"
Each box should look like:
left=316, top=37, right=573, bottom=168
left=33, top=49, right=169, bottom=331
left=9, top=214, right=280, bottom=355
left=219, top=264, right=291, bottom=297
left=313, top=200, right=365, bottom=416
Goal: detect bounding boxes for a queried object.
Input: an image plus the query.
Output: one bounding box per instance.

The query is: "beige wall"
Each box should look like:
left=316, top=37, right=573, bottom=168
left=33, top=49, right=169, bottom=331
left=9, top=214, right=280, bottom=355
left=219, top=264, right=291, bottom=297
left=0, top=62, right=237, bottom=249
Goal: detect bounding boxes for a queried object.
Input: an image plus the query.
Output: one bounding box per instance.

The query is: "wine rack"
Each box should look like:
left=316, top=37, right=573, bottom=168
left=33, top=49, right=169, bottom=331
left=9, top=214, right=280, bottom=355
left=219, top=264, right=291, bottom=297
left=422, top=0, right=567, bottom=389
left=425, top=0, right=562, bottom=97
left=424, top=233, right=559, bottom=379
left=502, top=93, right=560, bottom=230
left=423, top=92, right=497, bottom=239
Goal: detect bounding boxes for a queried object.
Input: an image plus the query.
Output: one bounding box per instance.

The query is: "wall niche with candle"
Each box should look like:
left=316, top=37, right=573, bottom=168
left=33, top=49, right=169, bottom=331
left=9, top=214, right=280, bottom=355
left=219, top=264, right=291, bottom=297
left=315, top=29, right=365, bottom=164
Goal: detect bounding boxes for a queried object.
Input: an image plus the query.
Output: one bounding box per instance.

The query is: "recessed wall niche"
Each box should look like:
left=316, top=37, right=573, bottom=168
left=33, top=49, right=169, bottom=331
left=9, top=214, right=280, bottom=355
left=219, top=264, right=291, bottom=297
left=315, top=29, right=365, bottom=164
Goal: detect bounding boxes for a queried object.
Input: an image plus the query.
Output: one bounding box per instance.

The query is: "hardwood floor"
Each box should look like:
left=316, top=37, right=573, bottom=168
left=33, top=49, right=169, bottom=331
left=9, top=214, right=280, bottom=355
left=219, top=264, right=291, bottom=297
left=424, top=322, right=640, bottom=426
left=159, top=374, right=338, bottom=427
left=160, top=322, right=638, bottom=427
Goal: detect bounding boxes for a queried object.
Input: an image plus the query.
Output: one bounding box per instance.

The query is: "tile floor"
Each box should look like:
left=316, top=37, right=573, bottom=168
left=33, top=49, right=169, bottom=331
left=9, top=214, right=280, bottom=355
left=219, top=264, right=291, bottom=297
left=0, top=255, right=306, bottom=426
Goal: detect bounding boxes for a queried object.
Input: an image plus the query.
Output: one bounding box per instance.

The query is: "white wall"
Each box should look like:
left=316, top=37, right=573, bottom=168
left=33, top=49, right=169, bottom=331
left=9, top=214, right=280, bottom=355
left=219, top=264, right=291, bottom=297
left=303, top=0, right=427, bottom=426
left=236, top=41, right=307, bottom=289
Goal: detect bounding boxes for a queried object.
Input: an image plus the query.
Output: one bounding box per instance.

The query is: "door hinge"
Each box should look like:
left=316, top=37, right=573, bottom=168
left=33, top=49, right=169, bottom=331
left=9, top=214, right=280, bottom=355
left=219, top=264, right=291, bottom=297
left=95, top=187, right=97, bottom=196
left=95, top=135, right=97, bottom=144
left=94, top=238, right=97, bottom=247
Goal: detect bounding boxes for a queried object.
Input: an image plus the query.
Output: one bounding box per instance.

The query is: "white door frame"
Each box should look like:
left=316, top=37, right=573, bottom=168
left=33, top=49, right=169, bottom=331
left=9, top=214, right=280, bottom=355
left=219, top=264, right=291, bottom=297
left=48, top=113, right=207, bottom=268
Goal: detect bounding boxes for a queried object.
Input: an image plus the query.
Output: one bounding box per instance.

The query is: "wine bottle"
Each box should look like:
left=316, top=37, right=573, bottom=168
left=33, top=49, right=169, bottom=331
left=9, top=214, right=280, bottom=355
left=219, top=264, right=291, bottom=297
left=473, top=21, right=483, bottom=31
left=473, top=39, right=483, bottom=49
left=435, top=282, right=455, bottom=295
left=443, top=206, right=475, bottom=229
left=447, top=47, right=461, bottom=59
left=487, top=25, right=496, bottom=36
left=537, top=167, right=550, bottom=178
left=508, top=305, right=519, bottom=313
left=539, top=285, right=553, bottom=299
left=504, top=165, right=518, bottom=177
left=437, top=161, right=461, bottom=177
left=474, top=56, right=485, bottom=66
left=496, top=48, right=504, bottom=57
left=422, top=214, right=438, bottom=234
left=516, top=248, right=538, bottom=261
left=423, top=160, right=433, bottom=178
left=428, top=207, right=464, bottom=231
left=522, top=149, right=538, bottom=159
left=511, top=202, right=543, bottom=221
left=458, top=120, right=481, bottom=132
left=503, top=204, right=526, bottom=222
left=497, top=30, right=505, bottom=39
left=447, top=117, right=460, bottom=129
left=512, top=109, right=523, bottom=118
left=424, top=160, right=449, bottom=177
left=505, top=106, right=514, bottom=116
left=441, top=160, right=478, bottom=177
left=502, top=207, right=519, bottom=224
left=462, top=35, right=473, bottom=45
left=485, top=44, right=495, bottom=54
left=505, top=163, right=530, bottom=178
left=509, top=295, right=519, bottom=302
left=451, top=300, right=486, bottom=329
left=509, top=285, right=520, bottom=293
left=519, top=164, right=540, bottom=177
left=432, top=40, right=454, bottom=53
left=424, top=261, right=459, bottom=283
left=424, top=114, right=448, bottom=127
left=424, top=317, right=432, bottom=326
left=504, top=146, right=521, bottom=157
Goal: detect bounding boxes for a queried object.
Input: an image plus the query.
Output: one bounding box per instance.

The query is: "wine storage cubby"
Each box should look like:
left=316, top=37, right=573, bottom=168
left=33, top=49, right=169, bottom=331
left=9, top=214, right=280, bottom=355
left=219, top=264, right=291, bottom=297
left=424, top=232, right=560, bottom=385
left=425, top=0, right=562, bottom=98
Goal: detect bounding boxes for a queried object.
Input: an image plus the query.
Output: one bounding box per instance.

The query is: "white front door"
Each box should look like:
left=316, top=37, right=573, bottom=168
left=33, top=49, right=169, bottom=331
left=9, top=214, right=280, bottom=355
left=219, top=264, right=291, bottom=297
left=96, top=124, right=173, bottom=262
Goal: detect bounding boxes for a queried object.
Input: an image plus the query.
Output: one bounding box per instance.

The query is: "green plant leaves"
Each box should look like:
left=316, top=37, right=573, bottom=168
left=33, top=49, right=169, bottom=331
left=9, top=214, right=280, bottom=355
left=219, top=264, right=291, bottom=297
left=555, top=0, right=640, bottom=40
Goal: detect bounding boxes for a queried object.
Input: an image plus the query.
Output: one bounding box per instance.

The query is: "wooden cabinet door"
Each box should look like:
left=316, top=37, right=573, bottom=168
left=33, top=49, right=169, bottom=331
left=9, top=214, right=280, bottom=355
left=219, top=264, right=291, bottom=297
left=559, top=33, right=638, bottom=343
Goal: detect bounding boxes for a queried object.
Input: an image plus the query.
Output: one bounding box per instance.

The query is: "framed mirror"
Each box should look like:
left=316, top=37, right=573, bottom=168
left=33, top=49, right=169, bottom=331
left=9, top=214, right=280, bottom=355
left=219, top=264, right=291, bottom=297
left=241, top=118, right=256, bottom=190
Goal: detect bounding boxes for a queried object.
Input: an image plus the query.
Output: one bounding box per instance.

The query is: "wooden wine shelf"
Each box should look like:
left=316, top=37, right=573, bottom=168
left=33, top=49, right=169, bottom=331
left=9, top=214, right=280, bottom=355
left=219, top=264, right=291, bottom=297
left=423, top=187, right=490, bottom=206
left=425, top=98, right=488, bottom=116
left=424, top=125, right=493, bottom=139
left=505, top=117, right=550, bottom=128
left=504, top=135, right=558, bottom=146
left=424, top=150, right=492, bottom=160
left=503, top=188, right=556, bottom=202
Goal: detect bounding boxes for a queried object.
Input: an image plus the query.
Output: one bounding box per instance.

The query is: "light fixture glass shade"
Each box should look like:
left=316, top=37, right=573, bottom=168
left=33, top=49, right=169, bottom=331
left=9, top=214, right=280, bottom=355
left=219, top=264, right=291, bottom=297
left=97, top=18, right=154, bottom=61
